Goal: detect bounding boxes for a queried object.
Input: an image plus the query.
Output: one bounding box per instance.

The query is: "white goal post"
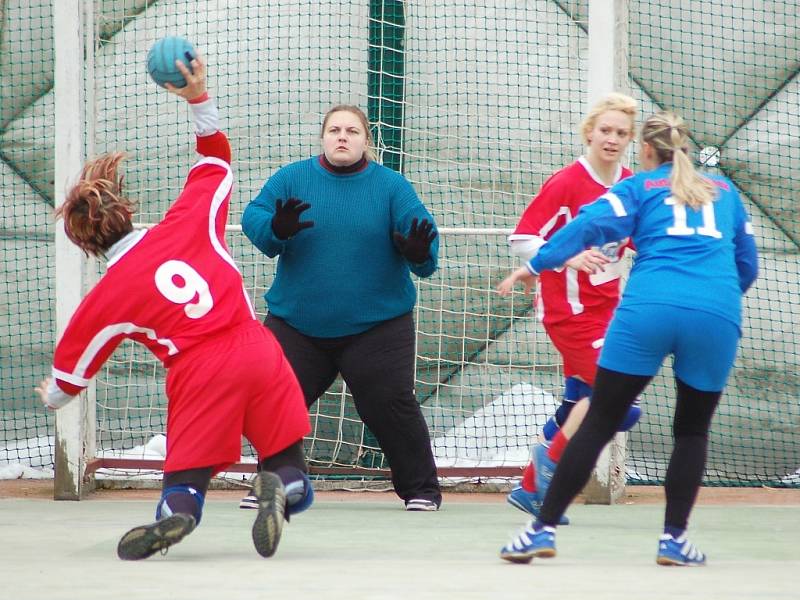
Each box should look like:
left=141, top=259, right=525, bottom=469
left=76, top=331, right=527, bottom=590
left=53, top=0, right=95, bottom=500
left=583, top=0, right=630, bottom=504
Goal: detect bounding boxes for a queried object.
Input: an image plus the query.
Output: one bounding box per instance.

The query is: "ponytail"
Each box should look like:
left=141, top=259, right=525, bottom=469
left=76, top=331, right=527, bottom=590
left=640, top=112, right=715, bottom=208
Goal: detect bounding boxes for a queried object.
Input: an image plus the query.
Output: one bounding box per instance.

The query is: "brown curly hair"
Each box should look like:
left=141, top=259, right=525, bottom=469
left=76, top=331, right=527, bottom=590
left=55, top=152, right=135, bottom=257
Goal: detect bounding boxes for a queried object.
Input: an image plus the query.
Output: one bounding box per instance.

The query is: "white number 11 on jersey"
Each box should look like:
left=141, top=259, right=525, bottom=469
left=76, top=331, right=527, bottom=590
left=155, top=260, right=214, bottom=319
left=665, top=196, right=722, bottom=238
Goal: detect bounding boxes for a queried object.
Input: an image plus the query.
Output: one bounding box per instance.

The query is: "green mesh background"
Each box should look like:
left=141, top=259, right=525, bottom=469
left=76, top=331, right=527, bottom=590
left=1, top=1, right=798, bottom=487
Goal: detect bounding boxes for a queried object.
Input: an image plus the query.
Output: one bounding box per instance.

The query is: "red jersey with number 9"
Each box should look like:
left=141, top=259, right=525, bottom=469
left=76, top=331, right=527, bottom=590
left=52, top=132, right=256, bottom=394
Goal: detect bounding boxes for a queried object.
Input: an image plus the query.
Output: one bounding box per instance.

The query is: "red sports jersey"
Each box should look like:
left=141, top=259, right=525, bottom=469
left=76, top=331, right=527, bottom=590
left=52, top=132, right=256, bottom=394
left=510, top=157, right=633, bottom=326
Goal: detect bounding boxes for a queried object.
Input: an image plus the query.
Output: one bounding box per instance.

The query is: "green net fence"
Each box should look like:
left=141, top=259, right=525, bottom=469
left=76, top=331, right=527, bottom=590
left=1, top=0, right=798, bottom=487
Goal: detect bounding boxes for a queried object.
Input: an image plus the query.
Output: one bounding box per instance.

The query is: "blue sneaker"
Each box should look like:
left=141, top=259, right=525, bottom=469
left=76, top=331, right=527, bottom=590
left=506, top=486, right=570, bottom=525
left=533, top=444, right=557, bottom=503
left=499, top=522, right=557, bottom=563
left=656, top=534, right=707, bottom=566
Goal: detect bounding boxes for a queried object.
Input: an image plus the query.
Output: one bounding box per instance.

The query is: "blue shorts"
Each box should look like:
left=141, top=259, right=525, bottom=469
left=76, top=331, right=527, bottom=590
left=599, top=304, right=740, bottom=392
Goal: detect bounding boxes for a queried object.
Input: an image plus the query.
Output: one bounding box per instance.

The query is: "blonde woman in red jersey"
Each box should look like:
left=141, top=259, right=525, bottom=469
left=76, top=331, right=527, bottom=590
left=497, top=93, right=642, bottom=521
left=35, top=55, right=311, bottom=560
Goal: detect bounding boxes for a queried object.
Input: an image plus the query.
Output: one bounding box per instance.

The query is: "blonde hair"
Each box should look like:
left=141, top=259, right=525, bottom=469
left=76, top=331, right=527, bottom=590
left=580, top=92, right=637, bottom=145
left=55, top=152, right=135, bottom=257
left=320, top=105, right=376, bottom=161
left=640, top=111, right=716, bottom=208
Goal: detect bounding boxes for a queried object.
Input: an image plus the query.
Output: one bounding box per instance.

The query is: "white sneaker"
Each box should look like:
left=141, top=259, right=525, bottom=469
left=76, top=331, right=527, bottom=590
left=405, top=498, right=439, bottom=511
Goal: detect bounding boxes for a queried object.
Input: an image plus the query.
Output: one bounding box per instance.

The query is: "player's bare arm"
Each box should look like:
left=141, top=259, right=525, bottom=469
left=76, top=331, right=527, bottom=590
left=34, top=377, right=54, bottom=410
left=496, top=266, right=538, bottom=296
left=565, top=248, right=611, bottom=274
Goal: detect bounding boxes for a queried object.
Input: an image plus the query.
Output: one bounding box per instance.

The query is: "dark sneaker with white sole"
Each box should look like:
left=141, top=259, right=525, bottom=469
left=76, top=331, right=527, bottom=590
left=405, top=498, right=439, bottom=511
left=251, top=471, right=287, bottom=558
left=117, top=513, right=196, bottom=560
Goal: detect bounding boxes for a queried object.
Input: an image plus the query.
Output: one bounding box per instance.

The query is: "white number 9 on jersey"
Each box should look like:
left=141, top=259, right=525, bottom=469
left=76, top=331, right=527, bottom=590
left=154, top=260, right=214, bottom=319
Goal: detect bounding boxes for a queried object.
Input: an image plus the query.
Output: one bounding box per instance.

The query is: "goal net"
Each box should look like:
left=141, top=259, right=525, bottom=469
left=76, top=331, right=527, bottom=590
left=2, top=0, right=799, bottom=490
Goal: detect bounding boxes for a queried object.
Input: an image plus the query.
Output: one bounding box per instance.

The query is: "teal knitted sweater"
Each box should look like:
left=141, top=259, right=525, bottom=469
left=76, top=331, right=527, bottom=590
left=241, top=156, right=439, bottom=337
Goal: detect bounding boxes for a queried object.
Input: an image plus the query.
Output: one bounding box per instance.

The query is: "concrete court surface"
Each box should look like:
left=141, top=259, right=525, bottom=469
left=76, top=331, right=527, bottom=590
left=1, top=490, right=798, bottom=600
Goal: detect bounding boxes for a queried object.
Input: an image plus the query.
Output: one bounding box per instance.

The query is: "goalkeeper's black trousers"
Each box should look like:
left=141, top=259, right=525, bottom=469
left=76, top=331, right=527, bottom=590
left=264, top=312, right=442, bottom=507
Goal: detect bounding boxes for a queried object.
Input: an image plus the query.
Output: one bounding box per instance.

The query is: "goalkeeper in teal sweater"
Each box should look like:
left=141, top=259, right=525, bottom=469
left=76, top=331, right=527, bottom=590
left=241, top=105, right=442, bottom=511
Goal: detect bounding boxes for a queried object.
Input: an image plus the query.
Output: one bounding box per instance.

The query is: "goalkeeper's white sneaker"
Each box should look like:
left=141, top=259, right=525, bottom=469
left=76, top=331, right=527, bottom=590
left=117, top=513, right=196, bottom=560
left=656, top=534, right=707, bottom=566
left=251, top=472, right=287, bottom=558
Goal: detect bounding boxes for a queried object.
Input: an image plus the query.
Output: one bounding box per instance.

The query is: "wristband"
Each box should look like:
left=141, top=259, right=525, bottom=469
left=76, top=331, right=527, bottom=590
left=188, top=92, right=210, bottom=104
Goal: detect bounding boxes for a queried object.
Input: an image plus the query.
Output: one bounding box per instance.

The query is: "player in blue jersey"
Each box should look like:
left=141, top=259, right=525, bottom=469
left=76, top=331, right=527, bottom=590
left=498, top=111, right=759, bottom=566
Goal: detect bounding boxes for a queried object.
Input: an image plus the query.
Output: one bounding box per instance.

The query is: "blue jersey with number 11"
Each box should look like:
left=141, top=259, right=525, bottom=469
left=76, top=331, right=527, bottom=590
left=529, top=163, right=758, bottom=329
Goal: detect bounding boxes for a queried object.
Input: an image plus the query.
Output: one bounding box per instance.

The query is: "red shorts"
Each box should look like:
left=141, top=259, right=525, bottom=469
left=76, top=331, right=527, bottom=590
left=163, top=321, right=310, bottom=475
left=544, top=316, right=610, bottom=387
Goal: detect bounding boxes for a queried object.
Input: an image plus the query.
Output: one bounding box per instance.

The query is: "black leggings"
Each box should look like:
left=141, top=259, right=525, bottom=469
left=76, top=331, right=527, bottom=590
left=259, top=439, right=308, bottom=474
left=163, top=467, right=213, bottom=495
left=539, top=367, right=721, bottom=530
left=265, top=312, right=441, bottom=505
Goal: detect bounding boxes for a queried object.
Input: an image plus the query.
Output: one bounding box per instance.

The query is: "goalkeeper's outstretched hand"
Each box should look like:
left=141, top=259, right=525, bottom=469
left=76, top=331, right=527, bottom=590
left=271, top=198, right=314, bottom=240
left=393, top=218, right=437, bottom=264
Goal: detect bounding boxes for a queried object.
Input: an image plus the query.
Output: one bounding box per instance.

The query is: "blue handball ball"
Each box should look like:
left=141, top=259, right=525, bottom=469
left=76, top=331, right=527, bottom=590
left=147, top=36, right=197, bottom=88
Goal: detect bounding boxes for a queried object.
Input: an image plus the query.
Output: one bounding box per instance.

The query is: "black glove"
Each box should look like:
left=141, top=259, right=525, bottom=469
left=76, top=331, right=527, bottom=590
left=393, top=218, right=437, bottom=264
left=271, top=198, right=314, bottom=240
